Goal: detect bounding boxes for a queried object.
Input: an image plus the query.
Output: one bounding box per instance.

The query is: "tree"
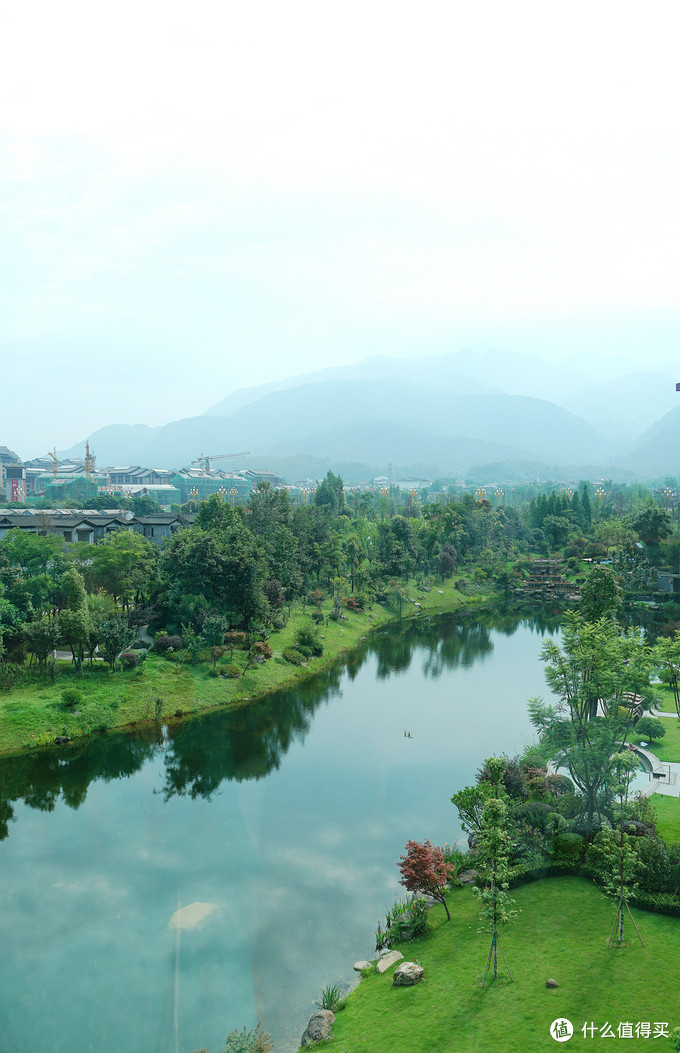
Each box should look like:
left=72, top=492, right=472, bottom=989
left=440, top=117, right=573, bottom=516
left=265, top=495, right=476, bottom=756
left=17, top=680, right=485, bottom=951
left=57, top=567, right=90, bottom=673
left=99, top=615, right=136, bottom=673
left=314, top=470, right=345, bottom=515
left=474, top=795, right=517, bottom=984
left=632, top=504, right=672, bottom=549
left=451, top=777, right=506, bottom=835
left=343, top=534, right=364, bottom=593
left=437, top=542, right=457, bottom=578
left=589, top=751, right=643, bottom=947
left=22, top=616, right=58, bottom=668
left=542, top=514, right=570, bottom=550
left=87, top=531, right=158, bottom=608
left=528, top=613, right=652, bottom=837
left=634, top=716, right=666, bottom=745
left=399, top=839, right=453, bottom=921
left=654, top=632, right=680, bottom=717
left=579, top=565, right=623, bottom=623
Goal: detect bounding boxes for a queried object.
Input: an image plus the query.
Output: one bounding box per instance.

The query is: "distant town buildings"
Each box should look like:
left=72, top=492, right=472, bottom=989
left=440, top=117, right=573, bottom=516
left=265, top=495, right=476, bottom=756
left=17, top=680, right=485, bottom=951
left=0, top=447, right=285, bottom=509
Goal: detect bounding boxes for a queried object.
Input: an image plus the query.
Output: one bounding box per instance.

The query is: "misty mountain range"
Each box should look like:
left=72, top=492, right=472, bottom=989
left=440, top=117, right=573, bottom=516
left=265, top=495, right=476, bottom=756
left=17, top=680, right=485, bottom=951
left=60, top=350, right=680, bottom=482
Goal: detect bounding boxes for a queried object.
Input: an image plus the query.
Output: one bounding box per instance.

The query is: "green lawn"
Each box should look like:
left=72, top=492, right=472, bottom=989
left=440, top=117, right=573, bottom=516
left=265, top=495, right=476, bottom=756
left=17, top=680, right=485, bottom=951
left=651, top=684, right=678, bottom=715
left=312, top=878, right=680, bottom=1052
left=631, top=716, right=680, bottom=843
left=652, top=796, right=680, bottom=844
left=0, top=575, right=487, bottom=755
left=631, top=715, right=680, bottom=764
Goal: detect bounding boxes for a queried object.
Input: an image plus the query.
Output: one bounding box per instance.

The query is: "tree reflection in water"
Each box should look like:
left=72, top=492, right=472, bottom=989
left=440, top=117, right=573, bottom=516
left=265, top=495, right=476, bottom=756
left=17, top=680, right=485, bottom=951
left=0, top=606, right=562, bottom=836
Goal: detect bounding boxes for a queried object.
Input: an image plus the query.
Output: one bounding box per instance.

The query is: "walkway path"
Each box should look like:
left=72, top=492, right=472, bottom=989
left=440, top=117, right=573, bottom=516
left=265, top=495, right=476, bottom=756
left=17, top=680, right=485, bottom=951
left=632, top=743, right=680, bottom=798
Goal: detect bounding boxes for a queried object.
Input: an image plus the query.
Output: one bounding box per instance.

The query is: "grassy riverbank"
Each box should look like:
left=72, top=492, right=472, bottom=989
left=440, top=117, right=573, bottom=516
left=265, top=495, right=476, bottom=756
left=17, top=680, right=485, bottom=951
left=307, top=877, right=680, bottom=1053
left=0, top=575, right=490, bottom=756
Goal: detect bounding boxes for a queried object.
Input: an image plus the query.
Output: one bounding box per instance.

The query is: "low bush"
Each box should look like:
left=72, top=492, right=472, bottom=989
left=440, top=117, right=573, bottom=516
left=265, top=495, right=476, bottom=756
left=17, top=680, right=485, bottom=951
left=222, top=664, right=241, bottom=679
left=553, top=831, right=587, bottom=863
left=119, top=651, right=139, bottom=669
left=629, top=889, right=680, bottom=917
left=153, top=634, right=183, bottom=652
left=295, top=623, right=323, bottom=657
left=508, top=859, right=583, bottom=887
left=61, top=688, right=82, bottom=708
left=282, top=647, right=305, bottom=665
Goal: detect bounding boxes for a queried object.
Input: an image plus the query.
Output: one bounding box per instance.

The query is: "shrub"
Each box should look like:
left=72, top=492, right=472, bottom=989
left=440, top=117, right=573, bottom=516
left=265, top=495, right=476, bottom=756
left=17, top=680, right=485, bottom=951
left=252, top=641, right=273, bottom=660
left=222, top=664, right=241, bottom=679
left=61, top=688, right=82, bottom=708
left=295, top=623, right=323, bottom=657
left=217, top=1023, right=274, bottom=1053
left=119, top=651, right=139, bottom=669
left=343, top=596, right=363, bottom=613
left=282, top=647, right=305, bottom=665
left=208, top=668, right=220, bottom=677
left=507, top=859, right=583, bottom=887
left=153, top=634, right=183, bottom=652
left=225, top=631, right=247, bottom=657
left=311, top=609, right=325, bottom=624
left=629, top=889, right=680, bottom=918
left=636, top=835, right=680, bottom=894
left=553, top=832, right=586, bottom=863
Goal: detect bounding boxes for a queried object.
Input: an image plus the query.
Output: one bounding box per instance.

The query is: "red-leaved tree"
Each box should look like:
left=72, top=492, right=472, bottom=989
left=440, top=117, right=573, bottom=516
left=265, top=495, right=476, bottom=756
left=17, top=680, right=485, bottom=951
left=398, top=840, right=454, bottom=921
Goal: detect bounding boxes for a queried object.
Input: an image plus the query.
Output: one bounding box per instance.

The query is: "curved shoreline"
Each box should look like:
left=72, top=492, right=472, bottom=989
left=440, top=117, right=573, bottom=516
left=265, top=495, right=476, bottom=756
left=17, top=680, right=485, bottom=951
left=0, top=582, right=495, bottom=758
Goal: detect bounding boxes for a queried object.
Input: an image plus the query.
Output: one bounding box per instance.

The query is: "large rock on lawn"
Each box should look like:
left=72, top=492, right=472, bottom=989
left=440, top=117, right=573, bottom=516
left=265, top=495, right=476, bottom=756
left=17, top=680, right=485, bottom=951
left=393, top=961, right=425, bottom=986
left=301, top=1010, right=335, bottom=1046
left=376, top=950, right=403, bottom=974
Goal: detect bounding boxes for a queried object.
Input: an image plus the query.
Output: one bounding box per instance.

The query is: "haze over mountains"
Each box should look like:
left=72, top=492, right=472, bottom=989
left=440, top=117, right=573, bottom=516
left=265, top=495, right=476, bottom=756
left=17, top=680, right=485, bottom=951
left=60, top=350, right=680, bottom=482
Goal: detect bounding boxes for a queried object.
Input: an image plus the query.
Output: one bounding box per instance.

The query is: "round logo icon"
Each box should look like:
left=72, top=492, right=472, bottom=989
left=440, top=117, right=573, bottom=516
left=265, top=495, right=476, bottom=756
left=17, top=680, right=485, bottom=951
left=550, top=1018, right=574, bottom=1042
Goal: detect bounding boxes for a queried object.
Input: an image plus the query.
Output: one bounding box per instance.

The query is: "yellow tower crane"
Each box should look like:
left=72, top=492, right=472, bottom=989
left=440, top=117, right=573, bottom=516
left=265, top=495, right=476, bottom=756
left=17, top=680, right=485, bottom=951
left=191, top=451, right=250, bottom=472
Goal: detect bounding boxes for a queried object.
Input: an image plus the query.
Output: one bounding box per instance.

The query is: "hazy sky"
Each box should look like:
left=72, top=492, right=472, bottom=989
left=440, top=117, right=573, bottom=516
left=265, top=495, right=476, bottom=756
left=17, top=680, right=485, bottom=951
left=2, top=1, right=679, bottom=457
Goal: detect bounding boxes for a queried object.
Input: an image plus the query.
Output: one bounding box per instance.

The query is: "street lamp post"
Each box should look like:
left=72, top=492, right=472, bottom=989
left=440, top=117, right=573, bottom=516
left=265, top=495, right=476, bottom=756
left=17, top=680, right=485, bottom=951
left=230, top=486, right=238, bottom=508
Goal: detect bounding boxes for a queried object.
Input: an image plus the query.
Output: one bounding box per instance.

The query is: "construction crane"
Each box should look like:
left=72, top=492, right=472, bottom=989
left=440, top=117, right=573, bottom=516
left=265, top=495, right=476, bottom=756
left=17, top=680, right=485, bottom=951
left=48, top=447, right=58, bottom=478
left=191, top=451, right=250, bottom=472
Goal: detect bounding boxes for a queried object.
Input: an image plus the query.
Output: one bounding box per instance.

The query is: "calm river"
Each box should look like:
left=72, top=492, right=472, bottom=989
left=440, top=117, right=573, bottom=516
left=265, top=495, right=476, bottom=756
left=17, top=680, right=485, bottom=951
left=0, top=609, right=560, bottom=1053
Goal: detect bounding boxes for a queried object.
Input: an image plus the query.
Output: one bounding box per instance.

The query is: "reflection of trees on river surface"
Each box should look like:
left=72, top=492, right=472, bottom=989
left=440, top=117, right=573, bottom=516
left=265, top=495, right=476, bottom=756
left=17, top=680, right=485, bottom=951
left=0, top=607, right=557, bottom=833
left=160, top=666, right=343, bottom=800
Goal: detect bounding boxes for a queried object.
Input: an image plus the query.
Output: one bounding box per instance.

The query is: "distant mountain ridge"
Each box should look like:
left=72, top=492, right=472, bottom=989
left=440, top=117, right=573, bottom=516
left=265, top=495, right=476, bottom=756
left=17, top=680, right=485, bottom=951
left=58, top=349, right=679, bottom=481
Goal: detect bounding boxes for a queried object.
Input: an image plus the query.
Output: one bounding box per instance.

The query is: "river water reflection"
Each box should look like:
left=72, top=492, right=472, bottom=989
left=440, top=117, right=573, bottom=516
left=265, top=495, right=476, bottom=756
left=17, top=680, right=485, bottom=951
left=0, top=609, right=560, bottom=1052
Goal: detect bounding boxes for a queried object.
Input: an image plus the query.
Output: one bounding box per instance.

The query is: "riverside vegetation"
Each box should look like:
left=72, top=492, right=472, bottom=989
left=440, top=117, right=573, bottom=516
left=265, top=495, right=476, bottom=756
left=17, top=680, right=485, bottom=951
left=4, top=474, right=680, bottom=1049
left=298, top=607, right=680, bottom=1052
left=5, top=475, right=680, bottom=756
left=0, top=473, right=528, bottom=754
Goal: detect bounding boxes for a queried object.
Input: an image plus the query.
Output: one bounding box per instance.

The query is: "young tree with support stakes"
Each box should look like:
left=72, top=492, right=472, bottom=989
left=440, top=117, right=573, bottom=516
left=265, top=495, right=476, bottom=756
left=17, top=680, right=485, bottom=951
left=474, top=795, right=517, bottom=985
left=590, top=750, right=644, bottom=948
